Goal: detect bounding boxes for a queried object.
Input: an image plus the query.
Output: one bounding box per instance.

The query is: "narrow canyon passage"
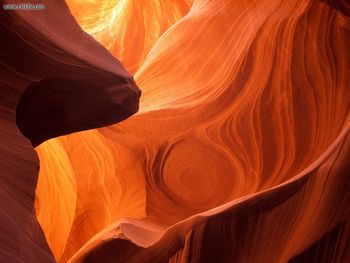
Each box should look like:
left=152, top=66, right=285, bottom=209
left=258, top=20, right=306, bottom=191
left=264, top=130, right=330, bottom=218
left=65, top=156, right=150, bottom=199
left=0, top=0, right=349, bottom=262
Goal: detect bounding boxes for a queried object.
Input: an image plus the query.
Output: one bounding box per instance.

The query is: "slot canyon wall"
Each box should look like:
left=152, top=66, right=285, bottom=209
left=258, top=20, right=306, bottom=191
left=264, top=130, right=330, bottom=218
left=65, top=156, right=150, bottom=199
left=0, top=0, right=349, bottom=262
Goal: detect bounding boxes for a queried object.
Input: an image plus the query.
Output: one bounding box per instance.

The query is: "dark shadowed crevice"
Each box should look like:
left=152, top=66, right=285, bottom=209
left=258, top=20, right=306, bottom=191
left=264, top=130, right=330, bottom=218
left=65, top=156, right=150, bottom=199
left=16, top=77, right=141, bottom=147
left=321, top=0, right=350, bottom=17
left=288, top=221, right=350, bottom=263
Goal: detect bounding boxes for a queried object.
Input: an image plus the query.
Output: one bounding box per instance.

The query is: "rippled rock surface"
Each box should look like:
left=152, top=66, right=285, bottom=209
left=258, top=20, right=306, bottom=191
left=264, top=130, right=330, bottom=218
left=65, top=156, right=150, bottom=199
left=1, top=0, right=349, bottom=262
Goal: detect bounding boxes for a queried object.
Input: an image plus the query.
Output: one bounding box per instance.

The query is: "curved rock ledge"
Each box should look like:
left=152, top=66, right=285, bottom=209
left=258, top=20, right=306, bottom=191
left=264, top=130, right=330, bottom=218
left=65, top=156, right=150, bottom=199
left=0, top=0, right=140, bottom=261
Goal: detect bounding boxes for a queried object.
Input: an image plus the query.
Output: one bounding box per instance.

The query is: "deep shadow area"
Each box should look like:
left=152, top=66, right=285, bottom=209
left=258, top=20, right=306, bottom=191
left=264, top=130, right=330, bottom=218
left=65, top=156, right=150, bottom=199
left=289, top=221, right=350, bottom=263
left=16, top=77, right=140, bottom=147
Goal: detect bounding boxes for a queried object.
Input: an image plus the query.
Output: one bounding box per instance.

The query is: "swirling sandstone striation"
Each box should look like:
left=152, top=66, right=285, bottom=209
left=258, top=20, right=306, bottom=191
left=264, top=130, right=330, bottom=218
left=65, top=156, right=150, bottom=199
left=69, top=121, right=350, bottom=263
left=36, top=1, right=195, bottom=261
left=39, top=0, right=348, bottom=262
left=66, top=0, right=193, bottom=74
left=29, top=0, right=350, bottom=262
left=65, top=0, right=349, bottom=261
left=0, top=0, right=140, bottom=262
left=2, top=0, right=349, bottom=262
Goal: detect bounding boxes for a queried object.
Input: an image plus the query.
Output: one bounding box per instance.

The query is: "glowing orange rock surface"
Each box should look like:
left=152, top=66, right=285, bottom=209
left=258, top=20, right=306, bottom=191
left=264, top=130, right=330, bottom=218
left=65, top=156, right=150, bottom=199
left=31, top=0, right=350, bottom=262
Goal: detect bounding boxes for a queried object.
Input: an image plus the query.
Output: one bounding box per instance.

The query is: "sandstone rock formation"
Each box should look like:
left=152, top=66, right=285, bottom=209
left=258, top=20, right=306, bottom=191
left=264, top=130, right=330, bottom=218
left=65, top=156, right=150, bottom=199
left=0, top=0, right=349, bottom=262
left=0, top=0, right=140, bottom=261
